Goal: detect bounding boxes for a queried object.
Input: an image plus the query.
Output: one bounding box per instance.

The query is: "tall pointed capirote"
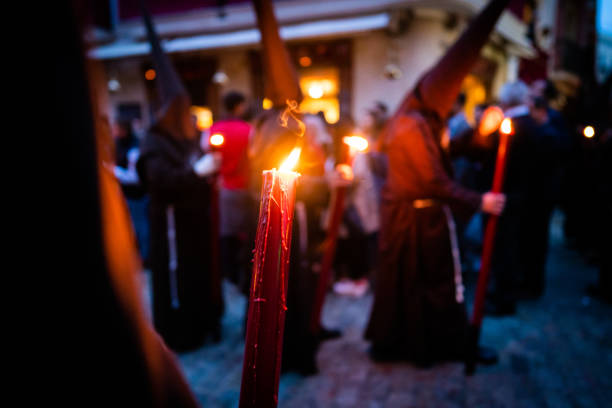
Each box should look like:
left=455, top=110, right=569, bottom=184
left=399, top=0, right=511, bottom=120
left=252, top=0, right=302, bottom=107
left=140, top=0, right=189, bottom=113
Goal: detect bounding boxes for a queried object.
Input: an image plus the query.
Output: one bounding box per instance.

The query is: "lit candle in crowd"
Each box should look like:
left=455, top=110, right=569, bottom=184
left=239, top=148, right=301, bottom=408
left=466, top=117, right=513, bottom=375
left=210, top=133, right=225, bottom=147
left=209, top=133, right=224, bottom=320
left=310, top=135, right=368, bottom=334
left=583, top=125, right=595, bottom=139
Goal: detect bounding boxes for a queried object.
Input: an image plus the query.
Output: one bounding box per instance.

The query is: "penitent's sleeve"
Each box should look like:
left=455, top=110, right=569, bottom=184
left=396, top=115, right=482, bottom=210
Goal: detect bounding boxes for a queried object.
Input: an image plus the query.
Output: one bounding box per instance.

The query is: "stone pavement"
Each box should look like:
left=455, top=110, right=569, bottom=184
left=157, top=212, right=612, bottom=407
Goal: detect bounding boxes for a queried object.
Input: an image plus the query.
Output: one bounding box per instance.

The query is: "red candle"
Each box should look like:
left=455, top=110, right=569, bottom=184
left=466, top=117, right=513, bottom=375
left=239, top=149, right=300, bottom=408
left=209, top=133, right=225, bottom=325
left=310, top=136, right=368, bottom=334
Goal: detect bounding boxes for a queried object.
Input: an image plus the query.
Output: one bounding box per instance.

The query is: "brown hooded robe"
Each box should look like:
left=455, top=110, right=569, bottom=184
left=365, top=0, right=510, bottom=364
left=136, top=1, right=222, bottom=351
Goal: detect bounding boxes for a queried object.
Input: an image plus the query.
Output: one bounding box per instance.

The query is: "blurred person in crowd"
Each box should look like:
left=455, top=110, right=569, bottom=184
left=583, top=75, right=612, bottom=302
left=481, top=80, right=537, bottom=315
left=448, top=93, right=471, bottom=137
left=446, top=94, right=483, bottom=275
left=210, top=91, right=254, bottom=290
left=136, top=5, right=223, bottom=351
left=365, top=0, right=509, bottom=366
left=360, top=101, right=389, bottom=197
left=325, top=117, right=374, bottom=298
left=516, top=92, right=568, bottom=299
left=248, top=0, right=343, bottom=375
left=113, top=119, right=150, bottom=265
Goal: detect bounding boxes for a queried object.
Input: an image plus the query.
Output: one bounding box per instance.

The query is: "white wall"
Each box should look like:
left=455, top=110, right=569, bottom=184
left=352, top=14, right=458, bottom=122
left=216, top=50, right=253, bottom=101
left=352, top=13, right=513, bottom=121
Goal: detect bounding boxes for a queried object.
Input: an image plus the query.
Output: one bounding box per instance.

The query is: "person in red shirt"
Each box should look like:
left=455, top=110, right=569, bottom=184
left=210, top=91, right=255, bottom=290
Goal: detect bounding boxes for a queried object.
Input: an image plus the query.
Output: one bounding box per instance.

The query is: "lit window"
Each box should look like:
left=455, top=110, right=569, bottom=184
left=190, top=106, right=213, bottom=130
left=299, top=67, right=340, bottom=124
left=462, top=74, right=486, bottom=125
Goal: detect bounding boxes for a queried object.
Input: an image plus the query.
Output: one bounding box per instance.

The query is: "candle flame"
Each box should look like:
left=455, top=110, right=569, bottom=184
left=343, top=136, right=369, bottom=152
left=279, top=147, right=301, bottom=172
left=500, top=118, right=513, bottom=135
left=210, top=133, right=225, bottom=146
left=583, top=125, right=595, bottom=138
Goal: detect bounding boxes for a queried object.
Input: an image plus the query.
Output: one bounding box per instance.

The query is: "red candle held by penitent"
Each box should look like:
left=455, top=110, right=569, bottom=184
left=239, top=148, right=300, bottom=408
left=466, top=117, right=513, bottom=375
left=209, top=133, right=225, bottom=328
left=310, top=136, right=368, bottom=334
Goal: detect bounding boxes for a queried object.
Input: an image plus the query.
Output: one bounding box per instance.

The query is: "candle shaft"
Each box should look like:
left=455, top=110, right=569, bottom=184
left=239, top=170, right=298, bottom=408
left=466, top=130, right=510, bottom=375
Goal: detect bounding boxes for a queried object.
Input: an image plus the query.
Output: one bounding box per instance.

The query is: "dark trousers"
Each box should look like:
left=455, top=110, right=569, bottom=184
left=489, top=211, right=521, bottom=309
left=519, top=203, right=554, bottom=297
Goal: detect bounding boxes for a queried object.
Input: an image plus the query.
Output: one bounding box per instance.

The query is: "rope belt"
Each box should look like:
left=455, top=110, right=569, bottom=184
left=412, top=198, right=439, bottom=208
left=166, top=205, right=180, bottom=309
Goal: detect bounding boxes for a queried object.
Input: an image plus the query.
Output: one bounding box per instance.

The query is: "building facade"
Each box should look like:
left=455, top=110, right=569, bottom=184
left=89, top=0, right=539, bottom=129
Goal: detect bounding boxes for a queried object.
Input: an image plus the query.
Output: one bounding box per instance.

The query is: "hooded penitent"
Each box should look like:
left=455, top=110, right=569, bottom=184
left=140, top=0, right=192, bottom=138
left=364, top=0, right=512, bottom=365
left=248, top=0, right=323, bottom=376
left=250, top=0, right=305, bottom=177
left=137, top=1, right=223, bottom=352
left=57, top=1, right=200, bottom=406
left=394, top=0, right=510, bottom=122
left=252, top=0, right=302, bottom=108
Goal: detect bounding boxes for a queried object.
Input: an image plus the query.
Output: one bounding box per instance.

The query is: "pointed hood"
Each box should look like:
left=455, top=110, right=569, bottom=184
left=252, top=0, right=302, bottom=107
left=404, top=0, right=510, bottom=120
left=140, top=0, right=192, bottom=136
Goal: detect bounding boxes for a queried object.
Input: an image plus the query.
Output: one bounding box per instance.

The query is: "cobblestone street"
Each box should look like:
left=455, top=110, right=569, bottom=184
left=151, top=212, right=612, bottom=407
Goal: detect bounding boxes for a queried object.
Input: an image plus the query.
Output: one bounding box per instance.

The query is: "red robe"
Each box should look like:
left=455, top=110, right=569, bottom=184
left=365, top=111, right=481, bottom=365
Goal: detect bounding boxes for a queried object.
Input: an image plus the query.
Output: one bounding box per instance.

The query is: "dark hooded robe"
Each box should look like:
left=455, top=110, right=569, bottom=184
left=56, top=2, right=199, bottom=405
left=136, top=2, right=222, bottom=351
left=365, top=0, right=510, bottom=365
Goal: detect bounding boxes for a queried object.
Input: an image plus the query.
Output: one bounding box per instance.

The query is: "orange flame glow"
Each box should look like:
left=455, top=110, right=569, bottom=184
left=210, top=133, right=225, bottom=146
left=279, top=147, right=301, bottom=172
left=478, top=106, right=504, bottom=137
left=343, top=136, right=369, bottom=152
left=583, top=125, right=595, bottom=138
left=500, top=118, right=513, bottom=135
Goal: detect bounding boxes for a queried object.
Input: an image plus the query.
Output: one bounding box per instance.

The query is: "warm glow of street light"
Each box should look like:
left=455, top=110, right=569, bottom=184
left=308, top=84, right=324, bottom=99
left=583, top=125, right=595, bottom=138
left=262, top=98, right=273, bottom=110
left=145, top=69, right=156, bottom=81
